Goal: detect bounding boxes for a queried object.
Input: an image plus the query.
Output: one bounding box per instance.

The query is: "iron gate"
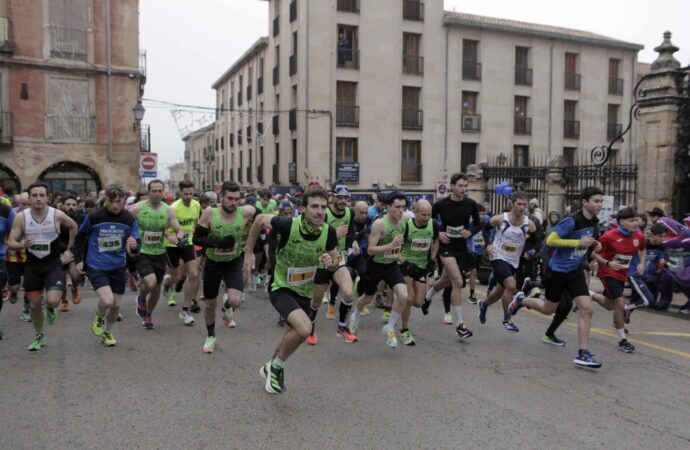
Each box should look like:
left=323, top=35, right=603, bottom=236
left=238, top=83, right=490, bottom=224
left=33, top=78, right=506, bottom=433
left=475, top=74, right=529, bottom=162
left=481, top=154, right=548, bottom=215
left=564, top=156, right=638, bottom=211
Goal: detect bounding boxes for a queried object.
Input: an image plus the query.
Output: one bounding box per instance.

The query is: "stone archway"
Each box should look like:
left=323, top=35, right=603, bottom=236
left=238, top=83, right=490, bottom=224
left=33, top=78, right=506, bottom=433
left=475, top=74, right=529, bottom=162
left=0, top=163, right=21, bottom=196
left=37, top=161, right=102, bottom=194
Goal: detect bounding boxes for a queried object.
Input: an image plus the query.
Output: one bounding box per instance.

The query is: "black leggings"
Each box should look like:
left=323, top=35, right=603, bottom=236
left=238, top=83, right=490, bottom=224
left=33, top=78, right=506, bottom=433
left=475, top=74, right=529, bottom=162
left=545, top=292, right=573, bottom=336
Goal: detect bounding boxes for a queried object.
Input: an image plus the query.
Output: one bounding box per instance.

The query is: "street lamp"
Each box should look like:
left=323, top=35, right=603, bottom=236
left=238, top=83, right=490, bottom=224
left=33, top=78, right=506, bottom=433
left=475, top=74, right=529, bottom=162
left=133, top=99, right=145, bottom=130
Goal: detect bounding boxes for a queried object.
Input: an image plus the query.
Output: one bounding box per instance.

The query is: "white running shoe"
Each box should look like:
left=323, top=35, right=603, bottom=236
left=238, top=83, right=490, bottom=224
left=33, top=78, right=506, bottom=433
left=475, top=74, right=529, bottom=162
left=179, top=310, right=195, bottom=326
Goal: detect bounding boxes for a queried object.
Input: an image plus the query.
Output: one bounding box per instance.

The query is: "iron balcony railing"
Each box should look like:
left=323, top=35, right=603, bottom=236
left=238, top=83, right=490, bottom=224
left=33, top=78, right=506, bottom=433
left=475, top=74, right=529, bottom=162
left=563, top=119, right=580, bottom=139
left=514, top=116, right=532, bottom=135
left=403, top=0, right=424, bottom=21
left=462, top=61, right=481, bottom=80
left=403, top=55, right=424, bottom=75
left=515, top=66, right=532, bottom=85
left=337, top=48, right=359, bottom=70
left=609, top=77, right=624, bottom=95
left=337, top=0, right=360, bottom=13
left=336, top=105, right=359, bottom=127
left=46, top=115, right=95, bottom=141
left=401, top=162, right=422, bottom=182
left=49, top=26, right=87, bottom=61
left=462, top=113, right=481, bottom=132
left=273, top=16, right=280, bottom=37
left=402, top=109, right=423, bottom=130
left=565, top=72, right=581, bottom=90
left=608, top=122, right=623, bottom=141
left=140, top=124, right=151, bottom=151
left=289, top=54, right=297, bottom=76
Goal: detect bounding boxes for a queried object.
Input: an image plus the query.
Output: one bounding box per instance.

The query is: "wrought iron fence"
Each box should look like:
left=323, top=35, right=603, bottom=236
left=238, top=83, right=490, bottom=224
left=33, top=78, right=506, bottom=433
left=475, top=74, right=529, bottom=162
left=564, top=154, right=638, bottom=212
left=46, top=115, right=95, bottom=141
left=49, top=26, right=86, bottom=61
left=481, top=154, right=549, bottom=216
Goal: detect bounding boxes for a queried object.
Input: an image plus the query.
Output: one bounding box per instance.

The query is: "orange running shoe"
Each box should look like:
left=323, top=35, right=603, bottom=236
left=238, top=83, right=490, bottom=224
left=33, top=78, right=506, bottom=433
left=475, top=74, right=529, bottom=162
left=306, top=331, right=317, bottom=345
left=337, top=325, right=358, bottom=343
left=326, top=304, right=335, bottom=320
left=59, top=292, right=69, bottom=312
left=71, top=287, right=81, bottom=305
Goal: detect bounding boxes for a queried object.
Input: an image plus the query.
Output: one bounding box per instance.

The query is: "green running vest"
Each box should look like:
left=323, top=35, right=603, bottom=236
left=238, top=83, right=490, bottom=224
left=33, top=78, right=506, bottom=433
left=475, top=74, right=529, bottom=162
left=372, top=216, right=406, bottom=265
left=139, top=202, right=169, bottom=255
left=206, top=208, right=244, bottom=262
left=402, top=218, right=434, bottom=269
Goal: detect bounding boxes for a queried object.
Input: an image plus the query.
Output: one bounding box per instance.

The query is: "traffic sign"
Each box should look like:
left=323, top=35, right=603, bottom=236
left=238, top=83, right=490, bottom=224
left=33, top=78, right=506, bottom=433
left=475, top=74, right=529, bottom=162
left=436, top=180, right=448, bottom=199
left=139, top=152, right=158, bottom=178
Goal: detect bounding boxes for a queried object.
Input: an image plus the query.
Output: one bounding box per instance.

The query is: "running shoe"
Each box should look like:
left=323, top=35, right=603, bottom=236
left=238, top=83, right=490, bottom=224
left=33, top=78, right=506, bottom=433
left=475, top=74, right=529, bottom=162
left=179, top=310, right=195, bottom=326
left=456, top=323, right=473, bottom=339
left=202, top=336, right=216, bottom=354
left=326, top=304, right=335, bottom=320
left=59, top=295, right=69, bottom=312
left=322, top=292, right=329, bottom=304
left=542, top=334, right=566, bottom=347
left=348, top=317, right=359, bottom=336
left=241, top=291, right=246, bottom=303
left=502, top=320, right=519, bottom=333
left=227, top=319, right=237, bottom=329
left=374, top=294, right=386, bottom=309
left=143, top=316, right=154, bottom=330
left=520, top=277, right=532, bottom=294
left=46, top=306, right=57, bottom=325
left=680, top=308, right=690, bottom=315
left=529, top=287, right=541, bottom=298
left=478, top=299, right=488, bottom=324
left=136, top=294, right=147, bottom=319
left=623, top=308, right=631, bottom=324
left=222, top=306, right=234, bottom=327
left=336, top=325, right=358, bottom=343
left=129, top=277, right=138, bottom=292
left=101, top=332, right=117, bottom=347
left=467, top=296, right=478, bottom=305
left=382, top=309, right=391, bottom=322
left=91, top=312, right=105, bottom=337
left=508, top=291, right=525, bottom=316
left=28, top=334, right=45, bottom=352
left=381, top=324, right=398, bottom=348
left=162, top=275, right=172, bottom=297
left=618, top=339, right=635, bottom=353
left=117, top=314, right=123, bottom=322
left=2, top=285, right=9, bottom=302
left=574, top=350, right=602, bottom=368
left=167, top=291, right=176, bottom=307
left=190, top=299, right=201, bottom=313
left=174, top=279, right=185, bottom=293
left=421, top=299, right=431, bottom=316
left=277, top=316, right=286, bottom=327
left=442, top=312, right=452, bottom=325
left=9, top=292, right=18, bottom=304
left=400, top=329, right=416, bottom=346
left=71, top=287, right=81, bottom=305
left=260, top=362, right=285, bottom=394
left=306, top=331, right=317, bottom=345
left=361, top=305, right=370, bottom=316
left=20, top=310, right=31, bottom=322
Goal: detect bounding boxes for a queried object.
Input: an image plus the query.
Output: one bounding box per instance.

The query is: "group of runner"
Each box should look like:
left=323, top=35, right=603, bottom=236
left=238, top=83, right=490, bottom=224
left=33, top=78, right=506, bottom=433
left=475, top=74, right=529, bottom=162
left=0, top=173, right=660, bottom=394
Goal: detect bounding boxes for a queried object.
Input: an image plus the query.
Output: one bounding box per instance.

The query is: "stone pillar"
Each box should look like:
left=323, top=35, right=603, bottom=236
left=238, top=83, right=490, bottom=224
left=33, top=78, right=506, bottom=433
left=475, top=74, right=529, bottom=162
left=636, top=32, right=682, bottom=215
left=466, top=163, right=487, bottom=203
left=545, top=156, right=566, bottom=214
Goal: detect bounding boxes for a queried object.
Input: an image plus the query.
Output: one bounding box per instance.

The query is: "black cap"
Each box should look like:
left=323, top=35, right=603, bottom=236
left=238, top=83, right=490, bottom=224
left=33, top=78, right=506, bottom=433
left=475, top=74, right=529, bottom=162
left=647, top=207, right=665, bottom=217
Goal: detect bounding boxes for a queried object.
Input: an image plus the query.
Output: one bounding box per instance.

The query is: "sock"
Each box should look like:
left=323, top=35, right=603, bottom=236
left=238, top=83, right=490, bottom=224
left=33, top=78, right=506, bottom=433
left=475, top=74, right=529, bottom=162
left=442, top=288, right=452, bottom=314
left=387, top=310, right=401, bottom=329
left=452, top=305, right=464, bottom=327
left=207, top=322, right=215, bottom=337
left=351, top=306, right=362, bottom=325
left=624, top=303, right=635, bottom=311
left=425, top=287, right=437, bottom=301
left=578, top=349, right=586, bottom=357
left=470, top=289, right=475, bottom=297
left=272, top=357, right=285, bottom=369
left=104, top=318, right=115, bottom=333
left=617, top=328, right=626, bottom=340
left=546, top=296, right=573, bottom=336
left=339, top=299, right=353, bottom=324
left=33, top=315, right=44, bottom=334
left=307, top=305, right=318, bottom=322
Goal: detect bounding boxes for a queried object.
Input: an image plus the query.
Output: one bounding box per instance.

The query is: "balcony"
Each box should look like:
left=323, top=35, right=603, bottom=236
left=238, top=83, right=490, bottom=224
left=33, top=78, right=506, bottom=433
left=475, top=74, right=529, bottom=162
left=565, top=72, right=581, bottom=91
left=402, top=109, right=423, bottom=130
left=0, top=17, right=14, bottom=54
left=272, top=66, right=279, bottom=86
left=607, top=122, right=623, bottom=141
left=49, top=26, right=86, bottom=61
left=289, top=54, right=297, bottom=76
left=336, top=105, right=359, bottom=127
left=140, top=124, right=151, bottom=151
left=563, top=120, right=580, bottom=139
left=515, top=66, right=532, bottom=86
left=337, top=0, right=360, bottom=12
left=461, top=113, right=481, bottom=132
left=0, top=111, right=12, bottom=146
left=462, top=61, right=481, bottom=80
left=401, top=162, right=422, bottom=182
left=403, top=1, right=424, bottom=21
left=272, top=163, right=280, bottom=184
left=46, top=115, right=95, bottom=141
left=514, top=116, right=532, bottom=135
left=289, top=0, right=297, bottom=22
left=273, top=16, right=280, bottom=37
left=609, top=77, right=624, bottom=95
left=403, top=55, right=424, bottom=75
left=257, top=76, right=263, bottom=95
left=289, top=108, right=297, bottom=130
left=337, top=48, right=359, bottom=70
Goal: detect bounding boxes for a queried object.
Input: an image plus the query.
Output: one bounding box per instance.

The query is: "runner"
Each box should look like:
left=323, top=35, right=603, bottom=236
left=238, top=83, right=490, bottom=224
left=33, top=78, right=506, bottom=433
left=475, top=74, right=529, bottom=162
left=58, top=195, right=84, bottom=311
left=161, top=180, right=201, bottom=325
left=129, top=179, right=183, bottom=330
left=466, top=204, right=489, bottom=305
left=509, top=186, right=604, bottom=368
left=74, top=184, right=139, bottom=347
left=255, top=189, right=277, bottom=214
left=7, top=183, right=78, bottom=351
left=478, top=192, right=537, bottom=332
left=399, top=199, right=438, bottom=345
left=245, top=186, right=338, bottom=394
left=423, top=173, right=481, bottom=339
left=192, top=181, right=256, bottom=354
left=5, top=193, right=29, bottom=321
left=0, top=200, right=11, bottom=339
left=349, top=192, right=410, bottom=348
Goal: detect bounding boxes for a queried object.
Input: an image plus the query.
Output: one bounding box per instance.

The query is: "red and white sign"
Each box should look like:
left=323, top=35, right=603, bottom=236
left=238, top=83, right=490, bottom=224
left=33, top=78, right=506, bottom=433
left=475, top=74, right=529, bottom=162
left=139, top=152, right=158, bottom=178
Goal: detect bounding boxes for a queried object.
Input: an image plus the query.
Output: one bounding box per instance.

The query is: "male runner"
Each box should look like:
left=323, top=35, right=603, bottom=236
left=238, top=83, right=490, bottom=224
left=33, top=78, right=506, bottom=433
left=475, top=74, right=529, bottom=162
left=399, top=199, right=438, bottom=345
left=245, top=186, right=338, bottom=394
left=478, top=192, right=536, bottom=332
left=255, top=189, right=278, bottom=214
left=423, top=173, right=481, bottom=339
left=349, top=192, right=410, bottom=348
left=193, top=181, right=256, bottom=354
left=7, top=183, right=78, bottom=351
left=74, top=184, right=139, bottom=347
left=162, top=180, right=201, bottom=324
left=6, top=193, right=29, bottom=320
left=466, top=204, right=489, bottom=304
left=509, top=186, right=604, bottom=368
left=58, top=195, right=84, bottom=311
left=129, top=179, right=183, bottom=330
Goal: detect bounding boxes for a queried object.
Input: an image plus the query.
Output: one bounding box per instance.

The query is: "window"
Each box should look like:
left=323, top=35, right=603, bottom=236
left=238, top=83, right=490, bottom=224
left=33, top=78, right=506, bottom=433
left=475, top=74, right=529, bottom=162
left=273, top=142, right=280, bottom=184
left=337, top=25, right=359, bottom=69
left=461, top=143, right=477, bottom=173
left=462, top=92, right=480, bottom=132
left=292, top=138, right=297, bottom=163
left=403, top=33, right=423, bottom=75
left=238, top=152, right=243, bottom=183
left=462, top=40, right=481, bottom=80
left=336, top=81, right=358, bottom=127
left=336, top=138, right=358, bottom=162
left=290, top=31, right=298, bottom=76
left=238, top=74, right=243, bottom=105
left=564, top=100, right=579, bottom=138
left=49, top=0, right=87, bottom=61
left=513, top=145, right=529, bottom=167
left=609, top=59, right=623, bottom=95
left=565, top=53, right=580, bottom=90
left=401, top=140, right=422, bottom=182
left=564, top=147, right=577, bottom=166
left=46, top=77, right=93, bottom=142
left=607, top=104, right=621, bottom=140
left=515, top=46, right=532, bottom=85
left=514, top=96, right=531, bottom=135
left=273, top=46, right=280, bottom=86
left=247, top=68, right=253, bottom=101
left=402, top=86, right=422, bottom=130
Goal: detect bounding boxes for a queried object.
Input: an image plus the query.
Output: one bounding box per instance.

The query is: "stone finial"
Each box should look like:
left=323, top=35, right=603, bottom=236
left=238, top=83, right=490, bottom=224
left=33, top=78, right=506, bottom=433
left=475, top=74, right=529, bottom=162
left=651, top=31, right=680, bottom=72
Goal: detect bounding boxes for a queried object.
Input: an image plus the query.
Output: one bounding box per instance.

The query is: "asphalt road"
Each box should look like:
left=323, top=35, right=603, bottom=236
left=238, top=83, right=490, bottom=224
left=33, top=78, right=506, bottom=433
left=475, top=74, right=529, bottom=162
left=1, top=285, right=689, bottom=450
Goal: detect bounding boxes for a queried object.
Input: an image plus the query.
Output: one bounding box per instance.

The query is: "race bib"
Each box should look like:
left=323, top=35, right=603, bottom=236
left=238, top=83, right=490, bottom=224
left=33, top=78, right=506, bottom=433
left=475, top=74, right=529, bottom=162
left=98, top=235, right=122, bottom=253
left=29, top=239, right=51, bottom=259
left=668, top=255, right=683, bottom=271
left=446, top=225, right=464, bottom=238
left=572, top=247, right=587, bottom=259
left=410, top=238, right=431, bottom=252
left=613, top=254, right=633, bottom=268
left=287, top=267, right=317, bottom=286
left=215, top=244, right=237, bottom=256
left=473, top=235, right=485, bottom=248
left=143, top=231, right=162, bottom=244
left=501, top=243, right=518, bottom=253
left=384, top=246, right=402, bottom=259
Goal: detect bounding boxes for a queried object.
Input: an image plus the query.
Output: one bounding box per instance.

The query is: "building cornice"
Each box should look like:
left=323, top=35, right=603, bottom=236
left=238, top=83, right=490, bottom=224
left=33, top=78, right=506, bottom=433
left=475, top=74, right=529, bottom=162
left=211, top=37, right=269, bottom=90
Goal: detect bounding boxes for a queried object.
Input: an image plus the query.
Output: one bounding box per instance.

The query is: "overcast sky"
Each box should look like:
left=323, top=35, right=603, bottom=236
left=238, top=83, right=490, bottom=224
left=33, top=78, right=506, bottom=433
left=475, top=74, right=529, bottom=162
left=140, top=0, right=690, bottom=177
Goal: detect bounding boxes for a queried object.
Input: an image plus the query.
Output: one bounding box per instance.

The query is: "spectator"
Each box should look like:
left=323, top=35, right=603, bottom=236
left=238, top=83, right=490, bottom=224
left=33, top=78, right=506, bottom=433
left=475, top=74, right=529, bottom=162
left=545, top=211, right=561, bottom=235
left=529, top=198, right=545, bottom=226
left=647, top=207, right=665, bottom=224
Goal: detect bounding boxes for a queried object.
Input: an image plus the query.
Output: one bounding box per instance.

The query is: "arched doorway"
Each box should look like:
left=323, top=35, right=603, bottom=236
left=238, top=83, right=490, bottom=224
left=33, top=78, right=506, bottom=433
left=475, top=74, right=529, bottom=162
left=38, top=161, right=102, bottom=194
left=0, top=163, right=21, bottom=196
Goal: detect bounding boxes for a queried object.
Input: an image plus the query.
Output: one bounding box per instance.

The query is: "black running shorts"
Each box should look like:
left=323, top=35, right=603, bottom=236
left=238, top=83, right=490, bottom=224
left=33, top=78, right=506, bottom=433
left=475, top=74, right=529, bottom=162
left=135, top=253, right=168, bottom=284
left=269, top=287, right=311, bottom=320
left=362, top=260, right=405, bottom=295
left=543, top=268, right=590, bottom=304
left=24, top=261, right=64, bottom=296
left=87, top=267, right=127, bottom=295
left=490, top=259, right=517, bottom=287
left=166, top=245, right=197, bottom=268
left=203, top=257, right=244, bottom=300
left=400, top=261, right=427, bottom=284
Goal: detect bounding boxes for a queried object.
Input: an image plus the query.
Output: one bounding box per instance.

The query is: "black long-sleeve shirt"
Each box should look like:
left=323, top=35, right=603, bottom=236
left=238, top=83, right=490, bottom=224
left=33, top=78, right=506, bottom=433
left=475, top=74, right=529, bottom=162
left=432, top=196, right=481, bottom=250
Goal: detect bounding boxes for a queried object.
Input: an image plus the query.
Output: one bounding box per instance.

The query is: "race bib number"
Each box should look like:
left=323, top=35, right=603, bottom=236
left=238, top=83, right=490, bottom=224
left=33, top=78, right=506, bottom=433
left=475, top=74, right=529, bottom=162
left=287, top=267, right=317, bottom=286
left=613, top=254, right=632, bottom=268
left=473, top=235, right=485, bottom=248
left=29, top=239, right=51, bottom=259
left=143, top=231, right=162, bottom=244
left=336, top=251, right=347, bottom=266
left=501, top=244, right=518, bottom=253
left=410, top=238, right=431, bottom=252
left=215, top=244, right=237, bottom=256
left=668, top=255, right=683, bottom=271
left=446, top=226, right=464, bottom=238
left=572, top=247, right=587, bottom=259
left=98, top=235, right=122, bottom=253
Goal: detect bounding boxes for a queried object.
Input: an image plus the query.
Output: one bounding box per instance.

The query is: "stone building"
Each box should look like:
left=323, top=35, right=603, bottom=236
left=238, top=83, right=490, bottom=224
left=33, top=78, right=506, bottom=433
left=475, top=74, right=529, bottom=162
left=183, top=123, right=215, bottom=191
left=0, top=0, right=146, bottom=195
left=191, top=0, right=643, bottom=194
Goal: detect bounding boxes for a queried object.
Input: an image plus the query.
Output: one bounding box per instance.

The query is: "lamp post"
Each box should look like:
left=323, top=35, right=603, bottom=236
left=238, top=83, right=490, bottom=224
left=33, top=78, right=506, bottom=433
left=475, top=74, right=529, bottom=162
left=133, top=100, right=145, bottom=130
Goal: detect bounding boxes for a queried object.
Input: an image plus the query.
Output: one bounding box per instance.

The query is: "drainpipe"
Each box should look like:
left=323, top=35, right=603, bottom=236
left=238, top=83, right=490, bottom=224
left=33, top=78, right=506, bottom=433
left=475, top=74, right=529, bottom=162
left=105, top=0, right=113, bottom=163
left=443, top=26, right=448, bottom=174
left=629, top=51, right=637, bottom=164
left=548, top=40, right=554, bottom=159
left=304, top=0, right=309, bottom=175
